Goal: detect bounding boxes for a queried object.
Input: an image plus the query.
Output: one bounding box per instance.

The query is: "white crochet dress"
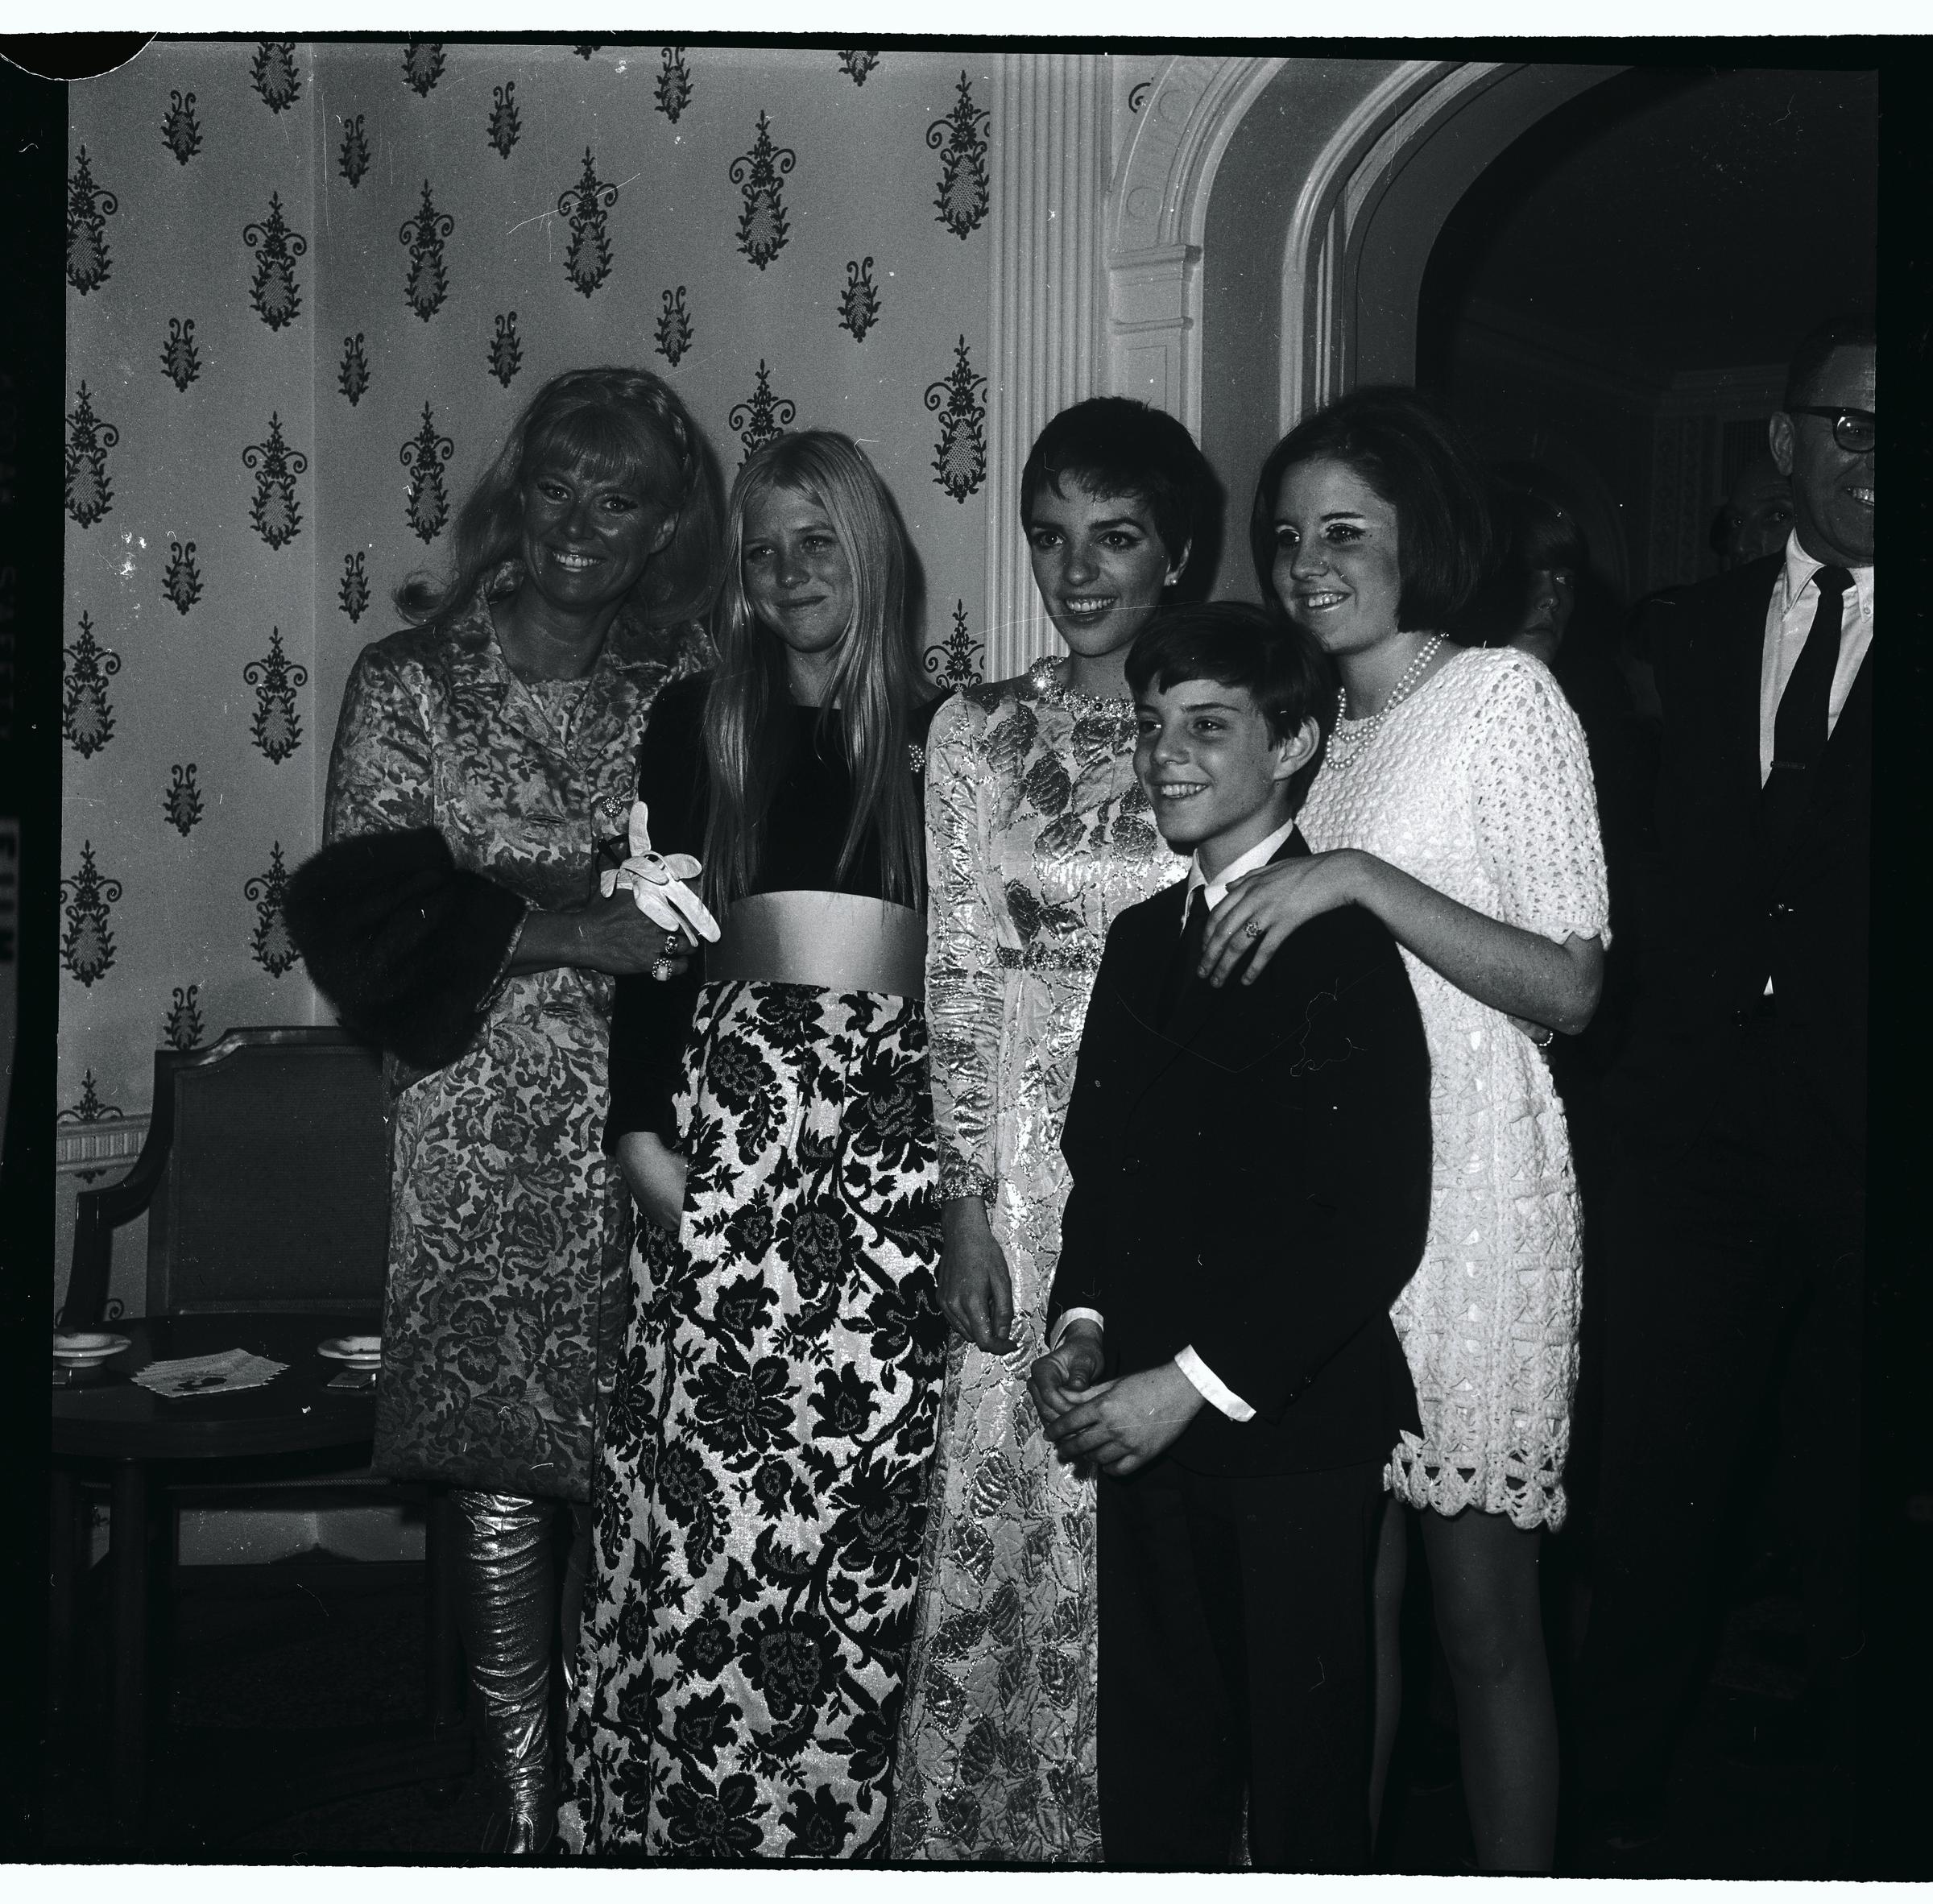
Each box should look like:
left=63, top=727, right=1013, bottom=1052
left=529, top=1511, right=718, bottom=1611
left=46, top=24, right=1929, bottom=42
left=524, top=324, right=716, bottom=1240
left=1299, top=646, right=1609, bottom=1529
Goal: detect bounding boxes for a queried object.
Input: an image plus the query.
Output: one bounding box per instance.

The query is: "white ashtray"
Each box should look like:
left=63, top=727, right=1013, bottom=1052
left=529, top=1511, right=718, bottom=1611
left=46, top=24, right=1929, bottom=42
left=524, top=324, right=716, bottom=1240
left=318, top=1336, right=383, bottom=1365
left=52, top=1332, right=131, bottom=1366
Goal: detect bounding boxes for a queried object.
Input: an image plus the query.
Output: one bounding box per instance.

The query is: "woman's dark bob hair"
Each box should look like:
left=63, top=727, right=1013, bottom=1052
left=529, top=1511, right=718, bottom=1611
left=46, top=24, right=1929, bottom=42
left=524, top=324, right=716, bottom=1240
left=1249, top=386, right=1494, bottom=635
left=1021, top=395, right=1216, bottom=566
left=1126, top=600, right=1338, bottom=807
left=396, top=365, right=723, bottom=634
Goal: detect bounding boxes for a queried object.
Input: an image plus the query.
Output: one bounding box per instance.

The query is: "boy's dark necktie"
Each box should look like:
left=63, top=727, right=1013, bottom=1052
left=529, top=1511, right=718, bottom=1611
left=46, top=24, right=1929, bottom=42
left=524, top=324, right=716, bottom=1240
left=1160, top=887, right=1210, bottom=1026
left=1764, top=564, right=1852, bottom=838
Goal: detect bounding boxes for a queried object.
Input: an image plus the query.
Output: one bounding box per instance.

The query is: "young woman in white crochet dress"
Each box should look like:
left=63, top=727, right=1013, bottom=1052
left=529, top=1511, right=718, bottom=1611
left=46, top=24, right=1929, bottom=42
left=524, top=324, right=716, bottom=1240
left=1202, top=387, right=1610, bottom=1874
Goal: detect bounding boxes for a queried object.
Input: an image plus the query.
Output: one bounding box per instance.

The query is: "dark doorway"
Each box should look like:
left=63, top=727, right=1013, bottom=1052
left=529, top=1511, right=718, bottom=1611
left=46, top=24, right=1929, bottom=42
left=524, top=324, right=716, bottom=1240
left=1418, top=64, right=1877, bottom=603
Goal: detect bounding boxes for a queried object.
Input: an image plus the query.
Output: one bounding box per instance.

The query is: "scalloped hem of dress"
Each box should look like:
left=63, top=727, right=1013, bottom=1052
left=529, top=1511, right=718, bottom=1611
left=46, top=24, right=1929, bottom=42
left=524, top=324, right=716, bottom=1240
left=1385, top=1434, right=1569, bottom=1534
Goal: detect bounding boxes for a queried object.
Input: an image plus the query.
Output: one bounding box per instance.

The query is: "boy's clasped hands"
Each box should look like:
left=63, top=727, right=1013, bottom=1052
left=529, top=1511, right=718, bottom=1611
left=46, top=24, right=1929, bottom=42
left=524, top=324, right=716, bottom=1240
left=1027, top=1321, right=1205, bottom=1478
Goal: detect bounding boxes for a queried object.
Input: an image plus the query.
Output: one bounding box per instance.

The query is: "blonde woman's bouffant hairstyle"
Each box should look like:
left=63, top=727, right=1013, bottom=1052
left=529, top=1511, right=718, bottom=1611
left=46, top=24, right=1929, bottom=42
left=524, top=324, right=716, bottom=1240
left=395, top=364, right=723, bottom=639
left=702, top=431, right=925, bottom=912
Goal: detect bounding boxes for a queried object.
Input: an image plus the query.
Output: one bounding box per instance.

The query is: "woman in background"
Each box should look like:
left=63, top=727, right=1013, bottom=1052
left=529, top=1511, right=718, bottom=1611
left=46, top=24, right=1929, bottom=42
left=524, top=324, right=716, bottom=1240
left=1202, top=389, right=1608, bottom=1872
left=289, top=366, right=719, bottom=1853
left=565, top=432, right=947, bottom=1859
left=891, top=397, right=1218, bottom=1861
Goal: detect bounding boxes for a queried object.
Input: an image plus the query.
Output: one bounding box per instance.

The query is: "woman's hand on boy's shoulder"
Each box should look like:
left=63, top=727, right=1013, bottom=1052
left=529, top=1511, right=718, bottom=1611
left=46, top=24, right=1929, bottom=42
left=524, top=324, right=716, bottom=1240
left=1199, top=850, right=1364, bottom=988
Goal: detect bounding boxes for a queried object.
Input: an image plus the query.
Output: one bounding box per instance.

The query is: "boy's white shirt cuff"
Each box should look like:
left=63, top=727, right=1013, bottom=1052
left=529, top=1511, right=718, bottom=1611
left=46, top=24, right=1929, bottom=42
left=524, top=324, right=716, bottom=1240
left=1050, top=1307, right=1105, bottom=1347
left=1174, top=1345, right=1256, bottom=1422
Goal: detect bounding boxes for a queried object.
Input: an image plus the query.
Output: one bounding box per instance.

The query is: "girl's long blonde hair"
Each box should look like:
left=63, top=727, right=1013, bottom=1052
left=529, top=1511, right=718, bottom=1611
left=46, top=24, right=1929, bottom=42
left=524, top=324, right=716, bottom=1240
left=702, top=432, right=925, bottom=911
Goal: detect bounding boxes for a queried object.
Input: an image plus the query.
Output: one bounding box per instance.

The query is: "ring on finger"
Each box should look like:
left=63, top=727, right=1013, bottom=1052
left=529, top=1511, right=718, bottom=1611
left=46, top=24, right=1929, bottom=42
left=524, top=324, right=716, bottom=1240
left=1244, top=918, right=1264, bottom=939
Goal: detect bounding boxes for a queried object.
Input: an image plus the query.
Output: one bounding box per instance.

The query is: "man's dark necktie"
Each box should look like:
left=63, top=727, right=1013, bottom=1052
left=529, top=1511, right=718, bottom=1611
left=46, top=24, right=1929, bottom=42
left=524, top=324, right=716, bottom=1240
left=1159, top=887, right=1210, bottom=1025
left=1764, top=564, right=1853, bottom=838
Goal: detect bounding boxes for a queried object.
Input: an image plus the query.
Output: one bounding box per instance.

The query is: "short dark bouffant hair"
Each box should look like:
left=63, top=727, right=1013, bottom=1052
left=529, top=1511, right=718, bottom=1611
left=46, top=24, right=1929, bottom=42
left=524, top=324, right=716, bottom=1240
left=1127, top=601, right=1337, bottom=806
left=1782, top=311, right=1876, bottom=411
left=1249, top=386, right=1494, bottom=635
left=1020, top=396, right=1216, bottom=565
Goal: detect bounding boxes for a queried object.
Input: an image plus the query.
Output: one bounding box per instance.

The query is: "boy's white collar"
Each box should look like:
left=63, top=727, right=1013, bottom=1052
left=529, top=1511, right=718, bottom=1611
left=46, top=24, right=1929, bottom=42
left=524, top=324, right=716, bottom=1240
left=1186, top=816, right=1299, bottom=912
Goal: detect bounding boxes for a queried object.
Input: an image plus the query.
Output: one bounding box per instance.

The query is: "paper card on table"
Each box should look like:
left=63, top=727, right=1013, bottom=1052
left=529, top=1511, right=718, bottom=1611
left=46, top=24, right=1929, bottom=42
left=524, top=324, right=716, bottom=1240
left=133, top=1348, right=288, bottom=1399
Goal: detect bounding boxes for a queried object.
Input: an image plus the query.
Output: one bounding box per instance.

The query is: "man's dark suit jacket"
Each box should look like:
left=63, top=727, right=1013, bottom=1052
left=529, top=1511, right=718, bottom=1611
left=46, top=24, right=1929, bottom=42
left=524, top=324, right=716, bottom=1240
left=1608, top=553, right=1872, bottom=1163
left=1048, top=833, right=1432, bottom=1478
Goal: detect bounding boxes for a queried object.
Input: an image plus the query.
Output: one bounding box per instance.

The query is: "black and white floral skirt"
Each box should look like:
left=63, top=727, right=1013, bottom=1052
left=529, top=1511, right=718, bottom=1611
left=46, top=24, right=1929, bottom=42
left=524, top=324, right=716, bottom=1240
left=565, top=980, right=947, bottom=1858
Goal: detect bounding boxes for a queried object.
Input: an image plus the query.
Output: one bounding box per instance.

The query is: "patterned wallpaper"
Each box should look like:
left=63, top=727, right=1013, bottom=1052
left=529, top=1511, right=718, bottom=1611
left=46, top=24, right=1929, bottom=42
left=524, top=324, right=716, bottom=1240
left=61, top=40, right=1000, bottom=1313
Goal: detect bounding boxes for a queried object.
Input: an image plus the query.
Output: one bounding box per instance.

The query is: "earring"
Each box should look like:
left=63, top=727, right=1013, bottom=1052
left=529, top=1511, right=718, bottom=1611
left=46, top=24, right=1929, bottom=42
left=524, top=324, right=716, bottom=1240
left=1162, top=572, right=1181, bottom=589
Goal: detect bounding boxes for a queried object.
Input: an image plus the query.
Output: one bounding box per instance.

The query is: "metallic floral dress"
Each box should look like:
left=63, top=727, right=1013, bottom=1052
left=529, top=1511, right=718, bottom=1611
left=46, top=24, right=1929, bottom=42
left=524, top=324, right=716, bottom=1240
left=322, top=570, right=704, bottom=1501
left=889, top=660, right=1178, bottom=1862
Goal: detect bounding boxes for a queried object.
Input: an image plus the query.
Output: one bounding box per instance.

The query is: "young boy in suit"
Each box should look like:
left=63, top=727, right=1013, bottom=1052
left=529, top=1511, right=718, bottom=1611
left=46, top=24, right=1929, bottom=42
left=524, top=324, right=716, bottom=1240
left=1029, top=601, right=1432, bottom=1871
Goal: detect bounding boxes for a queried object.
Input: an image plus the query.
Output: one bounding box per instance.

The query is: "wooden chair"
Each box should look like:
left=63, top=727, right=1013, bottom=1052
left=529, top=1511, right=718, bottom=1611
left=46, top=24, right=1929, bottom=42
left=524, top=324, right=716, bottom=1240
left=51, top=1026, right=469, bottom=1844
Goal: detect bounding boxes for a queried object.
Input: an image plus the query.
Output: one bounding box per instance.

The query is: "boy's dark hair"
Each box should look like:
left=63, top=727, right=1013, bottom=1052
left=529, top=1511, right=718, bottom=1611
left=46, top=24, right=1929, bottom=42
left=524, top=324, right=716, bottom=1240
left=1249, top=385, right=1493, bottom=635
left=1782, top=311, right=1875, bottom=412
left=1126, top=602, right=1338, bottom=809
left=1020, top=396, right=1217, bottom=567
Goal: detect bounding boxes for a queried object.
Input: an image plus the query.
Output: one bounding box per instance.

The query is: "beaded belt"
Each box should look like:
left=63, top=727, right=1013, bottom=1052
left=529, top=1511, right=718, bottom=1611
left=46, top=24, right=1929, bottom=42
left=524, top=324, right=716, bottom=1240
left=708, top=891, right=927, bottom=1000
left=994, top=942, right=1103, bottom=975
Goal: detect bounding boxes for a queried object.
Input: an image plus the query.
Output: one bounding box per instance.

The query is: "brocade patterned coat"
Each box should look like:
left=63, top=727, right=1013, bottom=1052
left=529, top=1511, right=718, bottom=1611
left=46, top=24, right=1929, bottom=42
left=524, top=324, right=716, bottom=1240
left=321, top=568, right=706, bottom=1500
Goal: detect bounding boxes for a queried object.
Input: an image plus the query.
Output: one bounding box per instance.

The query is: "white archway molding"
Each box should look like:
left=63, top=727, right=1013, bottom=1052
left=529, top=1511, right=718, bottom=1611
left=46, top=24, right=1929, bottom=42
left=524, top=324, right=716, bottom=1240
left=1103, top=54, right=1285, bottom=428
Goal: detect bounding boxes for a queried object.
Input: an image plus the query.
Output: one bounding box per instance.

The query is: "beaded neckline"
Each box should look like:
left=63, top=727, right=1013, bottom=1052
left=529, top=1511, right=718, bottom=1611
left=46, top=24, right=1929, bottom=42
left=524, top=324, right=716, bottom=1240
left=1028, top=654, right=1136, bottom=713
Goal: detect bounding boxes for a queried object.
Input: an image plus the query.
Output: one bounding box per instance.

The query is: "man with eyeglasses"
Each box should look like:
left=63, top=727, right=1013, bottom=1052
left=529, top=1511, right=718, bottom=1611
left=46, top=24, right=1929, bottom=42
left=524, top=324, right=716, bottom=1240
left=1575, top=313, right=1875, bottom=1862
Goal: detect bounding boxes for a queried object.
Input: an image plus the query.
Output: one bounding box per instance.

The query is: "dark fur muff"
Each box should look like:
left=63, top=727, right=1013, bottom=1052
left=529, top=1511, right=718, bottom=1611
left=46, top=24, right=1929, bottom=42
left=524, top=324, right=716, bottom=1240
left=286, top=829, right=527, bottom=1071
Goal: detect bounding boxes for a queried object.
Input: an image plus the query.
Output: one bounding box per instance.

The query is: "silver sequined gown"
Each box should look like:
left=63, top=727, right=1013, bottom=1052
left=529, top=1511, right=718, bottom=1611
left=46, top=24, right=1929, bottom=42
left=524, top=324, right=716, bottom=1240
left=889, top=661, right=1178, bottom=1861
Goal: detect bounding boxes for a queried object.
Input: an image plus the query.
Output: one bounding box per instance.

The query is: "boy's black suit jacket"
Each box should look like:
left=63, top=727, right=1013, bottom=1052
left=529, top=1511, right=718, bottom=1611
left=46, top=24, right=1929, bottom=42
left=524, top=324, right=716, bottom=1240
left=1608, top=553, right=1872, bottom=1165
left=1048, top=833, right=1432, bottom=1478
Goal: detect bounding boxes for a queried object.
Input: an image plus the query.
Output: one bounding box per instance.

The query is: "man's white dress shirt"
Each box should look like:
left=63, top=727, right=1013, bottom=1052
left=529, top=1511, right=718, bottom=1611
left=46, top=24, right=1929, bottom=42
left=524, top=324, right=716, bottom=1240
left=1757, top=531, right=1874, bottom=788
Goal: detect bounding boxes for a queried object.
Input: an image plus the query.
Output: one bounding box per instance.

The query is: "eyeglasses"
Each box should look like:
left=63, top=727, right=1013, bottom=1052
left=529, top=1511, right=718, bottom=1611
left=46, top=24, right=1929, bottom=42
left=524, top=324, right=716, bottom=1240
left=1786, top=406, right=1876, bottom=454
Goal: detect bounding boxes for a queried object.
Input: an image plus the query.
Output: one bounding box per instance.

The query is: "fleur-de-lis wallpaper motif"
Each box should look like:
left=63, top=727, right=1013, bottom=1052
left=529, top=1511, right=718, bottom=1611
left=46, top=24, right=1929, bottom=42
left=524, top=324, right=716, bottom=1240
left=656, top=47, right=692, bottom=122
left=67, top=145, right=118, bottom=296
left=838, top=52, right=880, bottom=86
left=838, top=257, right=880, bottom=343
left=339, top=550, right=370, bottom=623
left=61, top=842, right=122, bottom=987
left=728, top=361, right=797, bottom=466
left=58, top=1069, right=124, bottom=1125
left=402, top=41, right=446, bottom=98
left=162, top=538, right=203, bottom=615
left=926, top=335, right=988, bottom=502
left=925, top=600, right=986, bottom=693
left=655, top=286, right=692, bottom=367
left=245, top=626, right=308, bottom=764
left=162, top=89, right=202, bottom=164
left=488, top=312, right=523, bottom=388
left=399, top=180, right=453, bottom=322
left=243, top=192, right=307, bottom=332
left=339, top=114, right=371, bottom=188
left=248, top=843, right=299, bottom=975
left=64, top=611, right=120, bottom=758
left=929, top=72, right=991, bottom=240
left=160, top=317, right=201, bottom=392
left=242, top=412, right=307, bottom=550
left=559, top=149, right=619, bottom=298
left=402, top=403, right=455, bottom=543
left=338, top=332, right=370, bottom=406
left=163, top=763, right=205, bottom=837
left=251, top=41, right=301, bottom=114
left=163, top=983, right=205, bottom=1050
left=64, top=383, right=118, bottom=529
left=731, top=112, right=795, bottom=271
left=488, top=81, right=520, bottom=159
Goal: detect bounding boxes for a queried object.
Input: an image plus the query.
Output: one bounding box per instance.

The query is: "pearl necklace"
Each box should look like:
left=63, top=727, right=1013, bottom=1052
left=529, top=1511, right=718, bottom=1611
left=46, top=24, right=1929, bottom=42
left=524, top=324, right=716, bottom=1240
left=1326, top=635, right=1444, bottom=771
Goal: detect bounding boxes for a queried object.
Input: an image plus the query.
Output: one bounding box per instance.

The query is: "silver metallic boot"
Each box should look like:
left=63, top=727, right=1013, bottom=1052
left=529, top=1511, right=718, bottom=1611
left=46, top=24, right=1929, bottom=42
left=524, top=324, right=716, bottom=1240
left=452, top=1488, right=557, bottom=1855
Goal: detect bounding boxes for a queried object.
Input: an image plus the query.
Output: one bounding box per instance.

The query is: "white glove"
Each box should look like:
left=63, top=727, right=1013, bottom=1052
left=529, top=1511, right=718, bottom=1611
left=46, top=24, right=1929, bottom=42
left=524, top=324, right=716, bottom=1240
left=598, top=800, right=722, bottom=944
